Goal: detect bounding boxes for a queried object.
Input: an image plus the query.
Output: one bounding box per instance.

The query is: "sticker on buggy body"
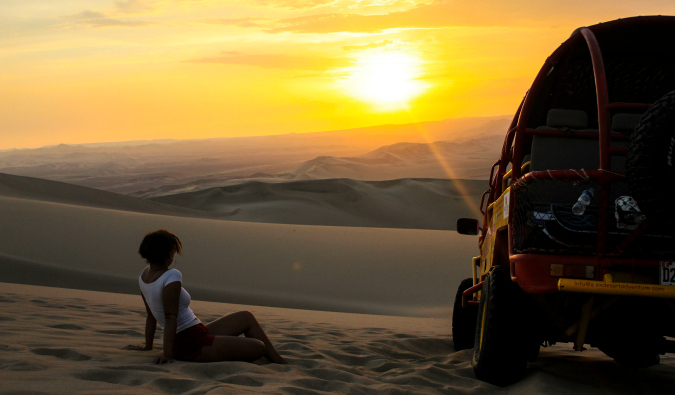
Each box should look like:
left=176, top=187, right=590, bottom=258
left=503, top=191, right=510, bottom=219
left=660, top=261, right=675, bottom=286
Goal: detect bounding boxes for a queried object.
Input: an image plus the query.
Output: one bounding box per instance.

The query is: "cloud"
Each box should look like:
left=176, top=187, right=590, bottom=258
left=253, top=0, right=339, bottom=11
left=65, top=10, right=152, bottom=28
left=342, top=40, right=393, bottom=51
left=188, top=51, right=352, bottom=71
left=115, top=0, right=154, bottom=14
left=203, top=18, right=268, bottom=28
left=264, top=0, right=574, bottom=34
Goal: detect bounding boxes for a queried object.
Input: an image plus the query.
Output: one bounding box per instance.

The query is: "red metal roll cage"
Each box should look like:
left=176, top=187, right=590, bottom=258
left=473, top=16, right=675, bottom=297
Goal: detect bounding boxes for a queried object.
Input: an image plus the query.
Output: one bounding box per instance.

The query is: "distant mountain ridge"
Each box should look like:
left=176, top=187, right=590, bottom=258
left=0, top=115, right=509, bottom=196
left=287, top=133, right=504, bottom=182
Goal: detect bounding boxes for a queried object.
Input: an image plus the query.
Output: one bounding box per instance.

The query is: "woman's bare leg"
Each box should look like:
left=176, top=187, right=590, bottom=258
left=205, top=311, right=287, bottom=364
left=193, top=336, right=265, bottom=362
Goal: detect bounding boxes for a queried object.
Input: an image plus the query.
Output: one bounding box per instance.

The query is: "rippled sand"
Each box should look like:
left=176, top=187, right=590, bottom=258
left=2, top=283, right=675, bottom=394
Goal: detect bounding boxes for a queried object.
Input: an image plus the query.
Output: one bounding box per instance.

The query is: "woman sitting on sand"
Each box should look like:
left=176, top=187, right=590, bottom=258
left=124, top=229, right=287, bottom=365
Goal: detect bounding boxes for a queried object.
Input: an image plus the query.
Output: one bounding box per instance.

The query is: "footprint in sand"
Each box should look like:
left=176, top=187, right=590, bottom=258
left=30, top=348, right=92, bottom=361
left=0, top=358, right=49, bottom=372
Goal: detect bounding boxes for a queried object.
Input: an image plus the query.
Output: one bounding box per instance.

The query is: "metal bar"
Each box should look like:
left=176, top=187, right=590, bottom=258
left=581, top=27, right=611, bottom=170
left=462, top=281, right=484, bottom=308
left=559, top=279, right=675, bottom=298
left=512, top=170, right=624, bottom=189
left=479, top=190, right=489, bottom=215
left=609, top=221, right=649, bottom=256
left=564, top=297, right=617, bottom=337
left=524, top=128, right=628, bottom=140
left=472, top=256, right=480, bottom=292
left=580, top=27, right=611, bottom=255
left=513, top=253, right=662, bottom=268
left=574, top=296, right=595, bottom=351
left=607, top=102, right=652, bottom=109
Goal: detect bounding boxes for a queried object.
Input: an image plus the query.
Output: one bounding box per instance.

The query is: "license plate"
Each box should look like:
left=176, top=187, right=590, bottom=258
left=660, top=261, right=675, bottom=286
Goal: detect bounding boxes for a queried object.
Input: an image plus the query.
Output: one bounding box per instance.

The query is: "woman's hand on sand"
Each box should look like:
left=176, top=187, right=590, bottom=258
left=153, top=356, right=174, bottom=365
left=123, top=344, right=152, bottom=351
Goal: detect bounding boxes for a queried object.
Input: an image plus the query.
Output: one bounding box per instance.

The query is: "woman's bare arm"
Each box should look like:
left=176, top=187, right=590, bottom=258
left=142, top=294, right=157, bottom=350
left=124, top=293, right=157, bottom=351
left=155, top=281, right=181, bottom=364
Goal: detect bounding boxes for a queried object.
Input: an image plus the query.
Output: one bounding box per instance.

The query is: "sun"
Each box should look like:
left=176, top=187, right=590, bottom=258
left=340, top=51, right=429, bottom=111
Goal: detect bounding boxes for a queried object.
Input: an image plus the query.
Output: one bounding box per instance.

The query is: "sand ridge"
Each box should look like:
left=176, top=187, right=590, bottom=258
left=151, top=178, right=484, bottom=230
left=0, top=172, right=237, bottom=219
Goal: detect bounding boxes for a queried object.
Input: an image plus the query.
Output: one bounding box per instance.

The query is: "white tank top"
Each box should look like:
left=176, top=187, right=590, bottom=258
left=138, top=268, right=199, bottom=333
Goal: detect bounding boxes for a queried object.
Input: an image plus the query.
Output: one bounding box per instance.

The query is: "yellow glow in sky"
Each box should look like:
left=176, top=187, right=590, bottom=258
left=340, top=51, right=429, bottom=111
left=1, top=1, right=674, bottom=149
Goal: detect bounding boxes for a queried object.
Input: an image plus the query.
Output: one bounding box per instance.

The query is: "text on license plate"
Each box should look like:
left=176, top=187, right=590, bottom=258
left=660, top=261, right=675, bottom=286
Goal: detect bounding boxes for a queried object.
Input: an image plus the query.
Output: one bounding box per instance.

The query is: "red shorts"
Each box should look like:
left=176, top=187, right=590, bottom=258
left=173, top=323, right=215, bottom=361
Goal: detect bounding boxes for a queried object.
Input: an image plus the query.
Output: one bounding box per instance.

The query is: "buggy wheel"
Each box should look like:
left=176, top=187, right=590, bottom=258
left=472, top=266, right=529, bottom=386
left=452, top=278, right=478, bottom=350
left=627, top=90, right=675, bottom=228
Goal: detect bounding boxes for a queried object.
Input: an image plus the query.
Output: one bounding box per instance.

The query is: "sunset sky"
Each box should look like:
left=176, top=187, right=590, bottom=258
left=1, top=1, right=673, bottom=149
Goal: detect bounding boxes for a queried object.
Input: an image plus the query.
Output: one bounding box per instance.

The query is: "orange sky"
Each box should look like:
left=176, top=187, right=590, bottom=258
left=1, top=1, right=673, bottom=149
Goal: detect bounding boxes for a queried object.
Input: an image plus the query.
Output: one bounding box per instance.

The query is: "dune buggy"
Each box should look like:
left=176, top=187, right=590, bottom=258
left=453, top=16, right=675, bottom=386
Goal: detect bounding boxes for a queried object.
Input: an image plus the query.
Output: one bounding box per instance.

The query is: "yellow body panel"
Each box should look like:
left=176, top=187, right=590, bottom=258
left=479, top=187, right=510, bottom=278
left=558, top=279, right=675, bottom=298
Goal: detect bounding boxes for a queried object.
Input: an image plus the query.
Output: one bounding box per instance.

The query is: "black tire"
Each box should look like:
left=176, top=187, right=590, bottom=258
left=593, top=298, right=662, bottom=369
left=627, top=90, right=675, bottom=228
left=597, top=334, right=661, bottom=369
left=452, top=278, right=478, bottom=350
left=472, top=266, right=529, bottom=386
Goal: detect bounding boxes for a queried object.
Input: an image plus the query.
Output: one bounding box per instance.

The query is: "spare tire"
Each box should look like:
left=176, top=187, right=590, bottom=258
left=626, top=90, right=675, bottom=228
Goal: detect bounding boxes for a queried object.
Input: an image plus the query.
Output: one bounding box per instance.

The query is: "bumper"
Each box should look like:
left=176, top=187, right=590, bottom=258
left=511, top=254, right=674, bottom=297
left=558, top=278, right=675, bottom=298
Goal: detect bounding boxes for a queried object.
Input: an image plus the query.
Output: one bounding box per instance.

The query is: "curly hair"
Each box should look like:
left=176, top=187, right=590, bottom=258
left=138, top=229, right=183, bottom=265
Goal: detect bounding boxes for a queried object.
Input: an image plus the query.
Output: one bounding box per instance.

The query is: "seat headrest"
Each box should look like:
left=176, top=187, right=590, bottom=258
left=546, top=109, right=588, bottom=129
left=611, top=113, right=643, bottom=134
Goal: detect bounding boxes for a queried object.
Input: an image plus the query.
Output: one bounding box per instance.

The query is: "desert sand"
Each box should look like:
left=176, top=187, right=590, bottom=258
left=2, top=283, right=674, bottom=394
left=0, top=172, right=479, bottom=317
left=1, top=125, right=674, bottom=393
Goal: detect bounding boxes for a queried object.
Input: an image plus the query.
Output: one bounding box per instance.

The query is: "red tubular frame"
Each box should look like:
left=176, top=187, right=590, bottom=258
left=472, top=16, right=675, bottom=293
left=462, top=282, right=483, bottom=308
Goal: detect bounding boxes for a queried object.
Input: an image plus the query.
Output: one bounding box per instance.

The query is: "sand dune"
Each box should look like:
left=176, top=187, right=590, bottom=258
left=2, top=283, right=674, bottom=394
left=151, top=178, right=485, bottom=230
left=288, top=138, right=502, bottom=182
left=0, top=193, right=476, bottom=317
left=0, top=170, right=485, bottom=231
left=0, top=172, right=236, bottom=219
